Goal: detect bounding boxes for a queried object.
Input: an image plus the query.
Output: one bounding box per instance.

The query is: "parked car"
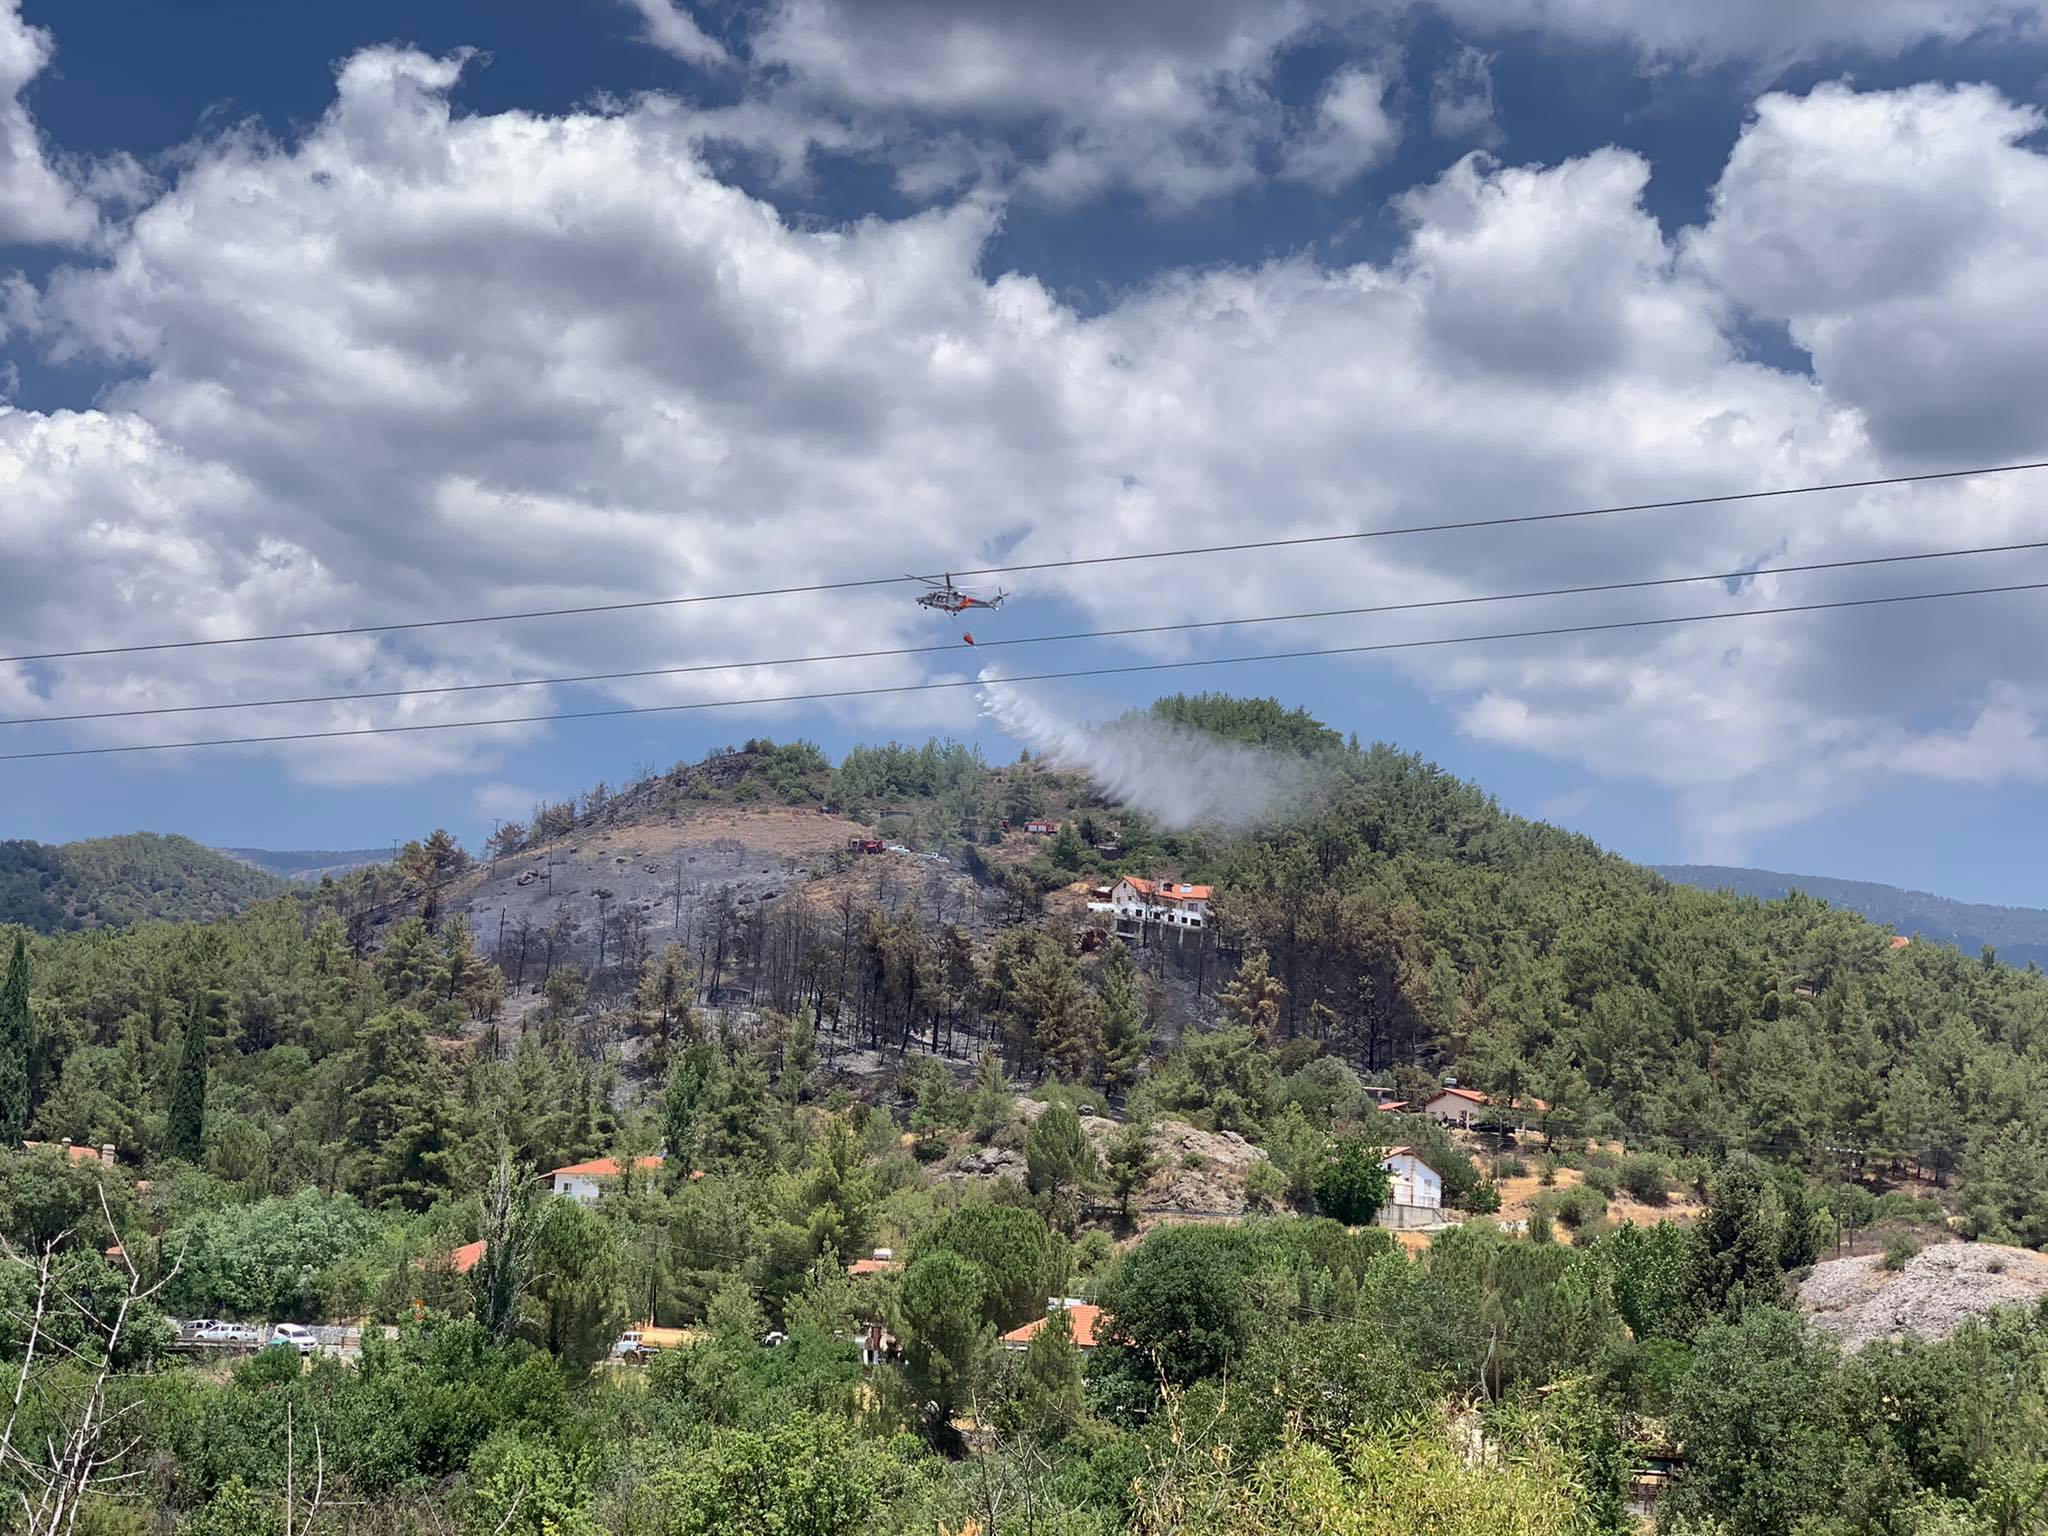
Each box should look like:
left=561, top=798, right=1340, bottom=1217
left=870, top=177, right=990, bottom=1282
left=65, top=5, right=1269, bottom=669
left=177, top=1318, right=222, bottom=1339
left=195, top=1322, right=260, bottom=1346
left=268, top=1323, right=317, bottom=1355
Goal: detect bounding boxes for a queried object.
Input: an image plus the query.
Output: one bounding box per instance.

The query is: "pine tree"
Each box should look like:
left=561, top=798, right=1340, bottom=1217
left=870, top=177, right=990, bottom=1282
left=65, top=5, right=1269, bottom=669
left=164, top=997, right=209, bottom=1162
left=0, top=933, right=31, bottom=1148
left=1219, top=948, right=1287, bottom=1043
left=1008, top=1303, right=1087, bottom=1441
left=1097, top=943, right=1150, bottom=1095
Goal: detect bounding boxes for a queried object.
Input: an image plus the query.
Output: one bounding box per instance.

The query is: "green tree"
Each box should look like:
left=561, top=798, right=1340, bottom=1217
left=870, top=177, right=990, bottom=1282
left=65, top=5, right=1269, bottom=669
left=1005, top=1302, right=1086, bottom=1441
left=1097, top=942, right=1152, bottom=1095
left=1219, top=949, right=1287, bottom=1044
left=1049, top=821, right=1086, bottom=871
left=0, top=933, right=29, bottom=1149
left=1684, top=1158, right=1788, bottom=1323
left=1604, top=1219, right=1691, bottom=1342
left=472, top=1153, right=554, bottom=1345
left=1025, top=1100, right=1096, bottom=1216
left=1663, top=1307, right=1849, bottom=1536
left=899, top=1249, right=992, bottom=1428
left=644, top=1412, right=902, bottom=1536
left=164, top=995, right=210, bottom=1163
left=1312, top=1136, right=1391, bottom=1226
left=914, top=1203, right=1067, bottom=1331
left=1100, top=1223, right=1256, bottom=1385
left=1105, top=1118, right=1161, bottom=1221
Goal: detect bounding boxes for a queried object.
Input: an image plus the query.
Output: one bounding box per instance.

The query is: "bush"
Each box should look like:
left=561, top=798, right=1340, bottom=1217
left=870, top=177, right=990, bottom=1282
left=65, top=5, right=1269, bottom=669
left=1538, top=1155, right=1559, bottom=1187
left=1619, top=1154, right=1674, bottom=1204
left=1244, top=1157, right=1289, bottom=1212
left=1498, top=1154, right=1529, bottom=1180
left=1527, top=1206, right=1555, bottom=1245
left=1582, top=1164, right=1620, bottom=1199
left=1554, top=1184, right=1608, bottom=1231
left=1881, top=1232, right=1921, bottom=1271
left=1466, top=1176, right=1502, bottom=1214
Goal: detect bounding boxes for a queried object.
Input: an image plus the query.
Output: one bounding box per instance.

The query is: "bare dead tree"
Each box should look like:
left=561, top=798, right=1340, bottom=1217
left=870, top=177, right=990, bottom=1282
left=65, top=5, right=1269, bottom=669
left=0, top=1190, right=184, bottom=1536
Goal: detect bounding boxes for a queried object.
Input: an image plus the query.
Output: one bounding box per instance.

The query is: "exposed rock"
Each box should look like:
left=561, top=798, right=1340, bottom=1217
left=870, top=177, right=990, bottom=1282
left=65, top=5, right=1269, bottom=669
left=1799, top=1241, right=2048, bottom=1351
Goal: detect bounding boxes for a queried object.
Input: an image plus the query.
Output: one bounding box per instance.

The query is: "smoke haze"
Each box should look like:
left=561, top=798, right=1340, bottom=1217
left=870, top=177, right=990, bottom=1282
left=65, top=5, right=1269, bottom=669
left=977, top=669, right=1326, bottom=832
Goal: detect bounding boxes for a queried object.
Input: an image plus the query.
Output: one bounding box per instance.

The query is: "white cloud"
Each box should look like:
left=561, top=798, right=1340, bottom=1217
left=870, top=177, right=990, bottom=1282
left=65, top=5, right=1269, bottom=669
left=1281, top=67, right=1400, bottom=189
left=1429, top=42, right=1498, bottom=142
left=13, top=49, right=2048, bottom=858
left=619, top=0, right=731, bottom=67
left=1686, top=82, right=2048, bottom=461
left=1431, top=0, right=2048, bottom=67
left=0, top=0, right=98, bottom=245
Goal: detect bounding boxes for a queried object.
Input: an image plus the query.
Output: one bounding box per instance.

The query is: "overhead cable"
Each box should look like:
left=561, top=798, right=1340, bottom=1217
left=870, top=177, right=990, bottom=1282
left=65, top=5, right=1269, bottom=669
left=2, top=576, right=2042, bottom=762
left=5, top=459, right=2042, bottom=665
left=4, top=537, right=2042, bottom=728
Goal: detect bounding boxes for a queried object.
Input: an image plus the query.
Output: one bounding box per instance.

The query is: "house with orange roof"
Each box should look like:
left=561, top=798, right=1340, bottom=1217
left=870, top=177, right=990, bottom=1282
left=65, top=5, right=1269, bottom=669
left=1423, top=1086, right=1548, bottom=1129
left=1089, top=876, right=1214, bottom=930
left=1378, top=1147, right=1443, bottom=1224
left=549, top=1153, right=667, bottom=1203
left=847, top=1248, right=901, bottom=1277
left=21, top=1139, right=117, bottom=1167
left=1890, top=935, right=1913, bottom=950
left=1000, top=1298, right=1104, bottom=1353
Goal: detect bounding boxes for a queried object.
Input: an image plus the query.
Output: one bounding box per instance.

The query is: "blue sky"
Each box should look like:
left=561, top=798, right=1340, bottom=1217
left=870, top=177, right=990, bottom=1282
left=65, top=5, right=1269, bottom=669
left=4, top=0, right=2048, bottom=903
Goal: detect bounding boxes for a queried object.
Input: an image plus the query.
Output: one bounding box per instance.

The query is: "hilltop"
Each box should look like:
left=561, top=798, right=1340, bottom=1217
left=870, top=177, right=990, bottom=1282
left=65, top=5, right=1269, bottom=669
left=0, top=832, right=284, bottom=932
left=1657, top=864, right=2048, bottom=969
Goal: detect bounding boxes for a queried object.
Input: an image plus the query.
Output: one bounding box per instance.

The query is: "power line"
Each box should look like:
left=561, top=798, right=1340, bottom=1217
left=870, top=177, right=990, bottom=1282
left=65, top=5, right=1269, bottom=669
left=6, top=537, right=2043, bottom=729
left=3, top=576, right=2042, bottom=763
left=7, top=459, right=2044, bottom=666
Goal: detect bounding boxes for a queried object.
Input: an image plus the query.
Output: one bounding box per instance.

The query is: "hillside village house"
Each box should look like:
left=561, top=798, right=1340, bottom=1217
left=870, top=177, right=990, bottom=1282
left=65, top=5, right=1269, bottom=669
left=549, top=1154, right=667, bottom=1203
left=22, top=1140, right=117, bottom=1167
left=1088, top=876, right=1213, bottom=930
left=1422, top=1086, right=1548, bottom=1128
left=1379, top=1147, right=1442, bottom=1210
left=1001, top=1298, right=1104, bottom=1353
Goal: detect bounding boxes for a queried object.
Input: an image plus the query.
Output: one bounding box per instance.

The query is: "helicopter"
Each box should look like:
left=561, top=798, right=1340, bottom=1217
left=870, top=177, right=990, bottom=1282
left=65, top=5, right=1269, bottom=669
left=911, top=574, right=1007, bottom=643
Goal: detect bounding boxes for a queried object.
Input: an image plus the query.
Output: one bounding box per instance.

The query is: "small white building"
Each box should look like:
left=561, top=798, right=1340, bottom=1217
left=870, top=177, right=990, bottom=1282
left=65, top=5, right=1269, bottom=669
left=1379, top=1147, right=1442, bottom=1210
left=1424, top=1086, right=1491, bottom=1127
left=548, top=1153, right=665, bottom=1203
left=1087, top=876, right=1213, bottom=930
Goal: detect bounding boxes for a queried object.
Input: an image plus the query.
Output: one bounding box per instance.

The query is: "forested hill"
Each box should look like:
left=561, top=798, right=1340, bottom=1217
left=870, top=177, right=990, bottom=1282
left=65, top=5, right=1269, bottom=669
left=0, top=832, right=284, bottom=932
left=1658, top=863, right=2048, bottom=969
left=220, top=846, right=389, bottom=882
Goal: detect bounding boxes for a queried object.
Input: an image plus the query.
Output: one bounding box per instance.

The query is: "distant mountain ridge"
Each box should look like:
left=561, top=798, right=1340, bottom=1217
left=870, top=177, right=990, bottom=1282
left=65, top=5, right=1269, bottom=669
left=219, top=846, right=389, bottom=882
left=0, top=833, right=285, bottom=933
left=1656, top=864, right=2048, bottom=969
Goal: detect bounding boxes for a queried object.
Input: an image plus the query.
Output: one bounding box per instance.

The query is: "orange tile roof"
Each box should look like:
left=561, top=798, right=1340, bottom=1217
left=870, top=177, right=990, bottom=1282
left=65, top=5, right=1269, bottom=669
left=1432, top=1087, right=1489, bottom=1105
left=1890, top=935, right=1912, bottom=950
left=848, top=1258, right=902, bottom=1276
left=449, top=1239, right=487, bottom=1275
left=21, top=1141, right=112, bottom=1164
left=1379, top=1100, right=1409, bottom=1112
left=1119, top=877, right=1212, bottom=903
left=1001, top=1303, right=1103, bottom=1349
left=550, top=1154, right=665, bottom=1179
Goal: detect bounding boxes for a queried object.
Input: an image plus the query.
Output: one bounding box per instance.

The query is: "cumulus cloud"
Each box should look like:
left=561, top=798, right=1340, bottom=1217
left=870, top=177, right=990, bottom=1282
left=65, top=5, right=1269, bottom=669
left=1686, top=82, right=2048, bottom=462
left=1281, top=67, right=1399, bottom=188
left=619, top=0, right=731, bottom=67
left=12, top=42, right=2048, bottom=855
left=0, top=0, right=99, bottom=245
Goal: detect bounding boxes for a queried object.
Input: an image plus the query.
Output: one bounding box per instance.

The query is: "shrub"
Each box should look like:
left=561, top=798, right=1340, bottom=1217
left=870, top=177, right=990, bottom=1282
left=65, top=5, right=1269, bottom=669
left=1582, top=1165, right=1620, bottom=1199
left=1244, top=1157, right=1289, bottom=1212
left=1538, top=1155, right=1559, bottom=1187
left=1527, top=1207, right=1555, bottom=1245
left=1498, top=1154, right=1529, bottom=1180
left=1554, top=1185, right=1608, bottom=1231
left=1466, top=1176, right=1502, bottom=1214
left=1881, top=1232, right=1921, bottom=1271
left=1619, top=1153, right=1675, bottom=1203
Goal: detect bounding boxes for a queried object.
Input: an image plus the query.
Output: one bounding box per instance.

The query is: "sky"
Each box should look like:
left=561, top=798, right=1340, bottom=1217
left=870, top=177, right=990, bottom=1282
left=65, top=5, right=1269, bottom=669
left=4, top=0, right=2048, bottom=903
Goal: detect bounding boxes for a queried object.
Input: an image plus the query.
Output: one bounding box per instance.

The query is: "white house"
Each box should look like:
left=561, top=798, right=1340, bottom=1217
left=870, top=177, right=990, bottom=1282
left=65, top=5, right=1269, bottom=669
left=1087, top=876, right=1213, bottom=930
left=1379, top=1147, right=1442, bottom=1211
left=548, top=1153, right=665, bottom=1203
left=1422, top=1086, right=1548, bottom=1129
left=1424, top=1086, right=1491, bottom=1127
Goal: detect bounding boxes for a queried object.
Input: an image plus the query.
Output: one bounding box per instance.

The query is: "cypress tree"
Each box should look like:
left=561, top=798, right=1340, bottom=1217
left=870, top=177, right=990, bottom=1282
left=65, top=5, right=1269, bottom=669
left=0, top=933, right=31, bottom=1147
left=165, top=997, right=209, bottom=1162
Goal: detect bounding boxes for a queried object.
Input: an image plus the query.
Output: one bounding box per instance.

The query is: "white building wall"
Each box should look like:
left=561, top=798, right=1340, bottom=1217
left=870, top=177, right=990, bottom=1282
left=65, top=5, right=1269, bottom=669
left=552, top=1173, right=602, bottom=1203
